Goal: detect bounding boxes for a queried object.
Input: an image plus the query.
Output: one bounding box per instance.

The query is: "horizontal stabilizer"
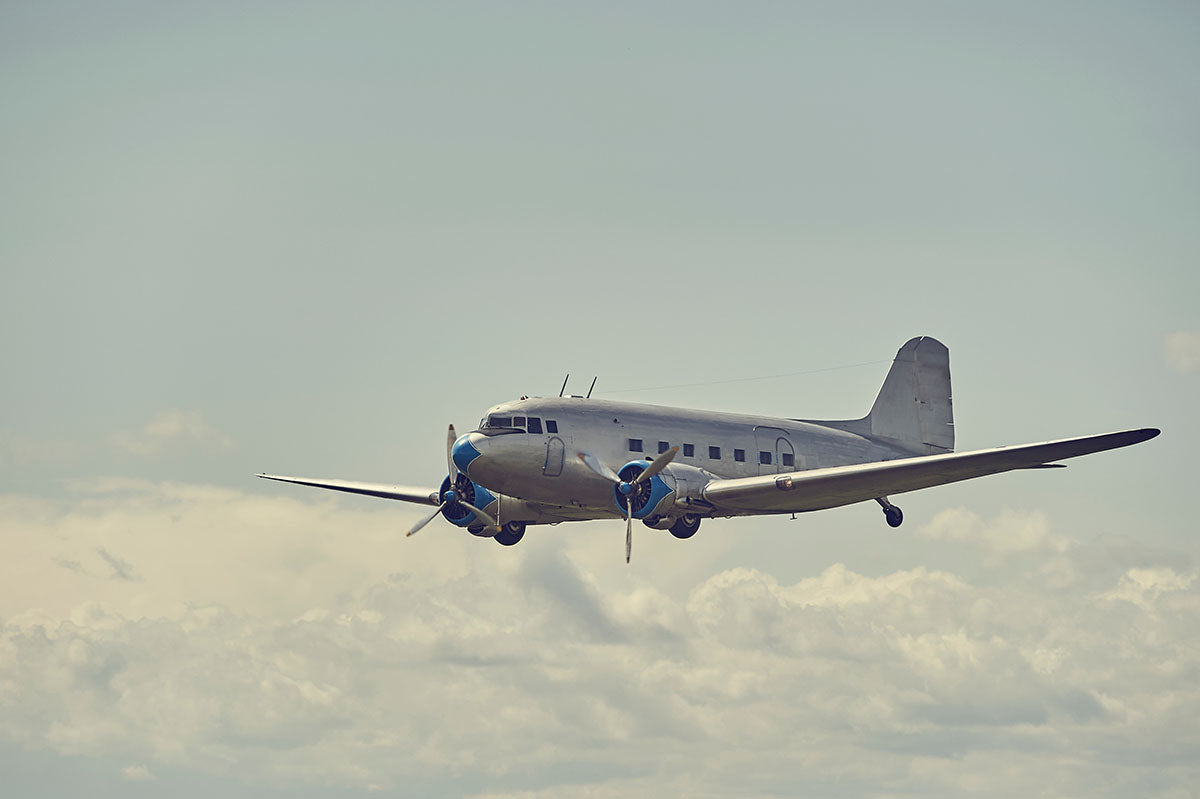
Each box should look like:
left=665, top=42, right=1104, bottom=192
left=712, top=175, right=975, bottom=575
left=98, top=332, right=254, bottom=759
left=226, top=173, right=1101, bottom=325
left=257, top=473, right=440, bottom=505
left=701, top=428, right=1159, bottom=514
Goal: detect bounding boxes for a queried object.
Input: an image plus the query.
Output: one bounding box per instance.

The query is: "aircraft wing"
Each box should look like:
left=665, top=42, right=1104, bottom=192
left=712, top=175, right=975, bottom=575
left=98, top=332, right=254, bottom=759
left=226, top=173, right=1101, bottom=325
left=257, top=473, right=440, bottom=505
left=700, top=428, right=1159, bottom=514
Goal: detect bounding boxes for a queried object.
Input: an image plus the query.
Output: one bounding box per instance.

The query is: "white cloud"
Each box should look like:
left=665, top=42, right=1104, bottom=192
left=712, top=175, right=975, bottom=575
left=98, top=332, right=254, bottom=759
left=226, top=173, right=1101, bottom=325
left=1097, top=567, right=1196, bottom=611
left=112, top=409, right=233, bottom=457
left=0, top=483, right=1197, bottom=797
left=1165, top=330, right=1200, bottom=373
left=917, top=508, right=1071, bottom=555
left=120, top=764, right=155, bottom=782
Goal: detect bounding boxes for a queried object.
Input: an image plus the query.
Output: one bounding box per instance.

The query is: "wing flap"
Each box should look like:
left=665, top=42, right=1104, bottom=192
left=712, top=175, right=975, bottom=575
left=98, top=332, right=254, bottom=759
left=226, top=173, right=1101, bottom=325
left=701, top=428, right=1159, bottom=514
left=257, top=473, right=440, bottom=505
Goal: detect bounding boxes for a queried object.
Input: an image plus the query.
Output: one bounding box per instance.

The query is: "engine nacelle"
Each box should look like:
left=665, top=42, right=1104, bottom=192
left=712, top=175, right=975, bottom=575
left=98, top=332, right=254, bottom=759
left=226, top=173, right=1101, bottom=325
left=438, top=474, right=498, bottom=529
left=611, top=460, right=712, bottom=520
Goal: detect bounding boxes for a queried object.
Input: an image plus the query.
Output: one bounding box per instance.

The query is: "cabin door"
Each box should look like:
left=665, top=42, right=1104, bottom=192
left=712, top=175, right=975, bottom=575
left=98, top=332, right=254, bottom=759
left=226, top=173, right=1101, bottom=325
left=543, top=436, right=565, bottom=477
left=753, top=426, right=791, bottom=475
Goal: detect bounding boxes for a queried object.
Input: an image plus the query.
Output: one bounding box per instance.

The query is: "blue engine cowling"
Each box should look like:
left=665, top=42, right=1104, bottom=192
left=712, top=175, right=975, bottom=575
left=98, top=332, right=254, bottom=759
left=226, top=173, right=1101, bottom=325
left=612, top=460, right=676, bottom=519
left=438, top=474, right=497, bottom=528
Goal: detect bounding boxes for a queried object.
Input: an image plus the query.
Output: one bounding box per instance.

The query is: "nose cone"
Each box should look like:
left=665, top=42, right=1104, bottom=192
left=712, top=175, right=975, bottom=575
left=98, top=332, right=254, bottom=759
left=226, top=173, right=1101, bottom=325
left=452, top=433, right=484, bottom=475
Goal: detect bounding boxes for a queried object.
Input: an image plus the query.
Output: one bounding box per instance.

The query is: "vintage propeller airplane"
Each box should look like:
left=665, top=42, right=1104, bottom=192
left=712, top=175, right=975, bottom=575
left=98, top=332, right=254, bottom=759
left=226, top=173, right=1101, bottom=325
left=259, top=337, right=1159, bottom=562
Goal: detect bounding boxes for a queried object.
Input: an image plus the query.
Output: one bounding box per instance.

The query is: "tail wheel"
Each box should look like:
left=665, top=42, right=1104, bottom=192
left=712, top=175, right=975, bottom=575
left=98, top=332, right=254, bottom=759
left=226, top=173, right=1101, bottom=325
left=494, top=521, right=526, bottom=546
left=669, top=514, right=701, bottom=539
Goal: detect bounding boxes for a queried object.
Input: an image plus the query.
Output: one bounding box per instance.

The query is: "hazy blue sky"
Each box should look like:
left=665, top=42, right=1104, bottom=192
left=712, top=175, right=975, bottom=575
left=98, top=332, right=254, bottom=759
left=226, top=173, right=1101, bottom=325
left=2, top=2, right=1198, bottom=797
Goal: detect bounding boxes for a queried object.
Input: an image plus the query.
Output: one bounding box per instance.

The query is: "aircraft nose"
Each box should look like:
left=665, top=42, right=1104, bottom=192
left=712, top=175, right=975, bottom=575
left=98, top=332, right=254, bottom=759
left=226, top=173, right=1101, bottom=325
left=452, top=432, right=485, bottom=475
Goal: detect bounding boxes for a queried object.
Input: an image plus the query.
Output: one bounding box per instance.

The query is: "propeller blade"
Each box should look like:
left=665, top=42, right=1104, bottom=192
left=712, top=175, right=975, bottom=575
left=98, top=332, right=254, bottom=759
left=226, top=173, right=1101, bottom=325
left=447, top=424, right=459, bottom=482
left=407, top=502, right=447, bottom=537
left=633, top=446, right=678, bottom=485
left=578, top=452, right=621, bottom=484
left=456, top=499, right=499, bottom=530
left=625, top=494, right=633, bottom=564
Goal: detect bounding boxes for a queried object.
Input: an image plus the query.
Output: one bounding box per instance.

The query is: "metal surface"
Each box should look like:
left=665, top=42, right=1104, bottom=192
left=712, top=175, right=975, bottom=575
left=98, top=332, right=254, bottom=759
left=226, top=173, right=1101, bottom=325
left=258, top=337, right=1161, bottom=552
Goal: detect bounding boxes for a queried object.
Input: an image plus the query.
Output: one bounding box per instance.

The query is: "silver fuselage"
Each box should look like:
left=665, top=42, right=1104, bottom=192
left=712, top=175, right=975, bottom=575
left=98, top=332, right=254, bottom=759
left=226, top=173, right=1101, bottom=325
left=458, top=396, right=915, bottom=524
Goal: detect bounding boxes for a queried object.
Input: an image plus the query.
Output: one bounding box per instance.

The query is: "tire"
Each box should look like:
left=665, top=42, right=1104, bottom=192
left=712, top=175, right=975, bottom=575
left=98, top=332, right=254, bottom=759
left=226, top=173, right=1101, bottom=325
left=494, top=521, right=526, bottom=546
left=669, top=514, right=701, bottom=539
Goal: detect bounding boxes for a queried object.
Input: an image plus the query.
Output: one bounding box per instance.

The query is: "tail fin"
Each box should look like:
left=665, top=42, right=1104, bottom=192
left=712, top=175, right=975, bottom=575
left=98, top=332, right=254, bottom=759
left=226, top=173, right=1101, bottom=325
left=865, top=336, right=954, bottom=454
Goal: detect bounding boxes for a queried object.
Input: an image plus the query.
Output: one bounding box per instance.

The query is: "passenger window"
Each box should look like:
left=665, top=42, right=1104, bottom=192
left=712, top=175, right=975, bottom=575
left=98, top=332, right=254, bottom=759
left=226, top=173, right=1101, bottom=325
left=527, top=418, right=543, bottom=434
left=782, top=453, right=795, bottom=467
left=629, top=438, right=643, bottom=452
left=546, top=420, right=558, bottom=434
left=683, top=444, right=694, bottom=457
left=513, top=416, right=526, bottom=428
left=658, top=441, right=670, bottom=454
left=708, top=446, right=721, bottom=459
left=759, top=451, right=772, bottom=465
left=734, top=449, right=745, bottom=462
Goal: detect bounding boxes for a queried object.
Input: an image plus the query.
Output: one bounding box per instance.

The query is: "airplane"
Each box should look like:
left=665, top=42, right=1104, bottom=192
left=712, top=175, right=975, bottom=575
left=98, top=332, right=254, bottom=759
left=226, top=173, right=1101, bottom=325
left=259, top=336, right=1159, bottom=563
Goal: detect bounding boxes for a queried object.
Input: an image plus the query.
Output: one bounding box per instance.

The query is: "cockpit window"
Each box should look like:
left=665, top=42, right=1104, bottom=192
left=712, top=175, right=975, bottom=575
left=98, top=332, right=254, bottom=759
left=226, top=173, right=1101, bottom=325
left=546, top=420, right=558, bottom=433
left=527, top=418, right=543, bottom=434
left=513, top=416, right=526, bottom=428
left=487, top=415, right=512, bottom=428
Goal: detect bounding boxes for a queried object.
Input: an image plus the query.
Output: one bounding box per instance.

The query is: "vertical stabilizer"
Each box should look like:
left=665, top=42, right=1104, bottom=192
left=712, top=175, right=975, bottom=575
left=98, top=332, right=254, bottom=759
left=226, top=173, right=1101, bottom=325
left=796, top=336, right=955, bottom=454
left=844, top=333, right=955, bottom=451
left=866, top=337, right=954, bottom=454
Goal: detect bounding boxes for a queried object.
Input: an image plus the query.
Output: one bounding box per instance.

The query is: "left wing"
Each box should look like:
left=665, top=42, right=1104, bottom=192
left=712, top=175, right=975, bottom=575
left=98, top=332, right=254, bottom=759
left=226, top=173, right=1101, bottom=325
left=257, top=473, right=440, bottom=505
left=701, top=428, right=1159, bottom=514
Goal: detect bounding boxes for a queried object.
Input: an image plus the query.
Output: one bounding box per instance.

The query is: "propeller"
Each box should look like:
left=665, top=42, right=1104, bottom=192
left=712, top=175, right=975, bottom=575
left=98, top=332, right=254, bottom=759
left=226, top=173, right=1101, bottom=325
left=407, top=424, right=499, bottom=537
left=577, top=446, right=678, bottom=563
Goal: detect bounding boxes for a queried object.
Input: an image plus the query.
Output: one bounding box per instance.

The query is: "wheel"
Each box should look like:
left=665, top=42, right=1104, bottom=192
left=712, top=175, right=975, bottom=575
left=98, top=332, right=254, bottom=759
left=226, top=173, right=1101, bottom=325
left=494, top=521, right=526, bottom=546
left=884, top=507, right=903, bottom=528
left=669, top=514, right=701, bottom=539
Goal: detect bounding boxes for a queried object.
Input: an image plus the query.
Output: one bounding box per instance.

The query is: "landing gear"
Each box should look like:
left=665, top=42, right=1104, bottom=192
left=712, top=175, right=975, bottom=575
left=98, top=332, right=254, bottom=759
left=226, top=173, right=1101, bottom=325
left=876, top=497, right=903, bottom=528
left=669, top=514, right=701, bottom=539
left=494, top=521, right=526, bottom=546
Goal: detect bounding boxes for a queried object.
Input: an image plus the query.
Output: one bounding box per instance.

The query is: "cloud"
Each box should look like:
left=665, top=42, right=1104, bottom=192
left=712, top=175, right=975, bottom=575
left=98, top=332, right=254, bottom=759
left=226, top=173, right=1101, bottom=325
left=1097, top=567, right=1196, bottom=611
left=120, top=764, right=155, bottom=782
left=1, top=483, right=1197, bottom=797
left=111, top=409, right=233, bottom=457
left=917, top=508, right=1071, bottom=555
left=1164, top=330, right=1200, bottom=373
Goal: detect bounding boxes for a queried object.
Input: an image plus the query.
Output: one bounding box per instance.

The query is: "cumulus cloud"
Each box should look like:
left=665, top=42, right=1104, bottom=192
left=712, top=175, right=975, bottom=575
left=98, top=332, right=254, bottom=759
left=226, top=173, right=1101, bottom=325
left=1165, top=330, right=1200, bottom=373
left=917, top=508, right=1071, bottom=555
left=0, top=483, right=1197, bottom=798
left=112, top=409, right=233, bottom=457
left=1098, top=567, right=1196, bottom=611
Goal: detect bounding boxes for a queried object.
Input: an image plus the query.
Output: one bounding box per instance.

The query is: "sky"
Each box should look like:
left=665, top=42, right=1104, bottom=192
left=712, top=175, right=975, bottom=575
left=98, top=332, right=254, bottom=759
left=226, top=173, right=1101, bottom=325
left=1, top=1, right=1198, bottom=796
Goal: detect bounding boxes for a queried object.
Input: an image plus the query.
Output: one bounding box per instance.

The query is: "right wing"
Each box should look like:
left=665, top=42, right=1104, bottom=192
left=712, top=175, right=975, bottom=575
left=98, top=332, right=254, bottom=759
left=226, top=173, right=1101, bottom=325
left=257, top=473, right=440, bottom=505
left=701, top=428, right=1159, bottom=514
